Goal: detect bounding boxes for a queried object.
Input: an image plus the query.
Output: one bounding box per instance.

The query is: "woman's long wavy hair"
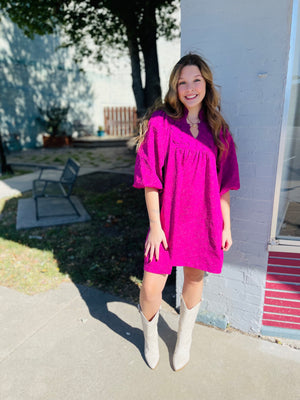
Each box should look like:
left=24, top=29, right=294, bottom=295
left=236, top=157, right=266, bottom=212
left=136, top=53, right=230, bottom=162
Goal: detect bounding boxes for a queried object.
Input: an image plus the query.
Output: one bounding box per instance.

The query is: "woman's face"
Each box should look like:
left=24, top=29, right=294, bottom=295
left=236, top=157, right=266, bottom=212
left=177, top=65, right=206, bottom=113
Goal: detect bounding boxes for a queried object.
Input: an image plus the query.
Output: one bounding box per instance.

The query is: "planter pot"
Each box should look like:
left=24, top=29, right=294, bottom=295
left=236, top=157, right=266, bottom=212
left=43, top=135, right=72, bottom=148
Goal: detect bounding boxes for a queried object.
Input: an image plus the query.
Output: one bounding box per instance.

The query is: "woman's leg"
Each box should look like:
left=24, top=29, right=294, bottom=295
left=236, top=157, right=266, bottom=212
left=139, top=271, right=168, bottom=369
left=139, top=271, right=168, bottom=320
left=173, top=267, right=204, bottom=371
left=182, top=267, right=205, bottom=308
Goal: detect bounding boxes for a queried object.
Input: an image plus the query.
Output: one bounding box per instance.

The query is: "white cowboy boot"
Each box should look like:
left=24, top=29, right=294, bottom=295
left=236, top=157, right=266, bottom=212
left=139, top=305, right=160, bottom=369
left=173, top=296, right=201, bottom=371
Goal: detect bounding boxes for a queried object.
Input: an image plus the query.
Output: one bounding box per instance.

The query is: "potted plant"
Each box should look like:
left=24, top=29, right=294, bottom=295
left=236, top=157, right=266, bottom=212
left=97, top=125, right=105, bottom=137
left=37, top=104, right=72, bottom=147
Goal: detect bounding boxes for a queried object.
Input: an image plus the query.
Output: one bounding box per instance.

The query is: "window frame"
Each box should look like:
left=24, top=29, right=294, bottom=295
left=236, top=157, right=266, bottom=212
left=269, top=0, right=300, bottom=248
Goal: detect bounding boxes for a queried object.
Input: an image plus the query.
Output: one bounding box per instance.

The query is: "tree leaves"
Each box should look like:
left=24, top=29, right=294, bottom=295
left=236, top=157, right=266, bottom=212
left=0, top=0, right=179, bottom=61
left=0, top=0, right=179, bottom=115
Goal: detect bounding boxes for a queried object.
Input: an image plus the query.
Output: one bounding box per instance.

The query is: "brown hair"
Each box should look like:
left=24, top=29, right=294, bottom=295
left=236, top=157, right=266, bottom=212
left=137, top=53, right=230, bottom=161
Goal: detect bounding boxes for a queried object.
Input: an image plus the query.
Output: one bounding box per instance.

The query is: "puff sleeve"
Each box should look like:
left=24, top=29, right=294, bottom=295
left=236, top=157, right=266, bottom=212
left=217, top=130, right=240, bottom=196
left=133, top=111, right=168, bottom=191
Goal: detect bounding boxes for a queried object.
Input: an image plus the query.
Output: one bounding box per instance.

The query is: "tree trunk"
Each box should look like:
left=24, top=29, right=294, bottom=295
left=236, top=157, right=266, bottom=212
left=139, top=4, right=162, bottom=109
left=125, top=5, right=162, bottom=118
left=127, top=30, right=146, bottom=118
left=0, top=134, right=13, bottom=175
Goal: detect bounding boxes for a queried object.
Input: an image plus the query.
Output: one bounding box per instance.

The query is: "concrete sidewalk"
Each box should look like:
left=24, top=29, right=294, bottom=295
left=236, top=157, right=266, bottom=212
left=0, top=282, right=299, bottom=400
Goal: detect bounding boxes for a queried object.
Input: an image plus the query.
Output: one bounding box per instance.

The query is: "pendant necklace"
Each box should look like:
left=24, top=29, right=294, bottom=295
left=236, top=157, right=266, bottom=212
left=187, top=116, right=200, bottom=138
left=186, top=116, right=200, bottom=128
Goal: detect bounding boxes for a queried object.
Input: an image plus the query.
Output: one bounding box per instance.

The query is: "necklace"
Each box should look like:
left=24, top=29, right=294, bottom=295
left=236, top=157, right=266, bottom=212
left=186, top=116, right=200, bottom=128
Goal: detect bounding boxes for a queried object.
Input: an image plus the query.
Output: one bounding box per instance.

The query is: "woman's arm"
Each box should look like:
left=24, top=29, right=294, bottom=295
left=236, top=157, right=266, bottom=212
left=144, top=187, right=168, bottom=262
left=220, top=191, right=232, bottom=251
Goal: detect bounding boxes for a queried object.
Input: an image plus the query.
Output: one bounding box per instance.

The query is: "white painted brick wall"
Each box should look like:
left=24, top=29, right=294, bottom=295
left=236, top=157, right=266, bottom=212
left=0, top=16, right=94, bottom=147
left=178, top=0, right=294, bottom=333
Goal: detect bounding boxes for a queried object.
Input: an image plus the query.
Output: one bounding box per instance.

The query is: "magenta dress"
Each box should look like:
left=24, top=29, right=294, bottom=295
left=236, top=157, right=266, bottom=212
left=133, top=109, right=240, bottom=275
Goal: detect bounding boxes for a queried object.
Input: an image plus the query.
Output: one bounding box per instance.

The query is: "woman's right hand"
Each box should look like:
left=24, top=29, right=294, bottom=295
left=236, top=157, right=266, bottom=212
left=144, top=225, right=168, bottom=262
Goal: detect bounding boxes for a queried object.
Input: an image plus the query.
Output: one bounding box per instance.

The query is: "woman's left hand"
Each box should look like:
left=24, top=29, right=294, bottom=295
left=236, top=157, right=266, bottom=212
left=222, top=228, right=232, bottom=251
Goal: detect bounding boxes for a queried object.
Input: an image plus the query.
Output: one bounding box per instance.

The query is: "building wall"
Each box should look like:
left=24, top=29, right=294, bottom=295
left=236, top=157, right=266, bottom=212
left=0, top=15, right=94, bottom=148
left=177, top=0, right=294, bottom=333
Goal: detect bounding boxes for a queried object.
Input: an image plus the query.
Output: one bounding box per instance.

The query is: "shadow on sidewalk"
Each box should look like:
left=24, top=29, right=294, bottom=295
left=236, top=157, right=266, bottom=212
left=76, top=284, right=177, bottom=367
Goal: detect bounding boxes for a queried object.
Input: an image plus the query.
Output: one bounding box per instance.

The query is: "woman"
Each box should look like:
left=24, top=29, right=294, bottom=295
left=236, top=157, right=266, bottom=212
left=133, top=53, right=240, bottom=371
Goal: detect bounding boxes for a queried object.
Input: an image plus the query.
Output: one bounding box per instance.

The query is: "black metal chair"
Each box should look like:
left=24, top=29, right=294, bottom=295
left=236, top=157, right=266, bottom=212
left=32, top=158, right=81, bottom=220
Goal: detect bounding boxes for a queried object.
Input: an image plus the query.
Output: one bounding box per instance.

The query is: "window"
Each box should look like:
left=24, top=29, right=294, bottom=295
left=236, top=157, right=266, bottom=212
left=271, top=0, right=300, bottom=244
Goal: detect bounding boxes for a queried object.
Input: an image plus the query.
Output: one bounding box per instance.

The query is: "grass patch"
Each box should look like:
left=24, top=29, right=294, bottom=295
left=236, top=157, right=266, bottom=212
left=53, top=156, right=65, bottom=163
left=71, top=153, right=81, bottom=162
left=0, top=172, right=149, bottom=303
left=0, top=238, right=69, bottom=295
left=0, top=169, right=32, bottom=180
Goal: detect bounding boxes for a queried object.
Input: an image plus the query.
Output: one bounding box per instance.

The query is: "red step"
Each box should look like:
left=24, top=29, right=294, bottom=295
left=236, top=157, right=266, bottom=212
left=266, top=274, right=300, bottom=283
left=263, top=305, right=300, bottom=316
left=264, top=290, right=300, bottom=301
left=263, top=313, right=300, bottom=324
left=265, top=281, right=300, bottom=291
left=267, top=265, right=300, bottom=274
left=263, top=297, right=300, bottom=308
left=268, top=258, right=300, bottom=267
left=262, top=319, right=300, bottom=330
left=269, top=252, right=300, bottom=259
